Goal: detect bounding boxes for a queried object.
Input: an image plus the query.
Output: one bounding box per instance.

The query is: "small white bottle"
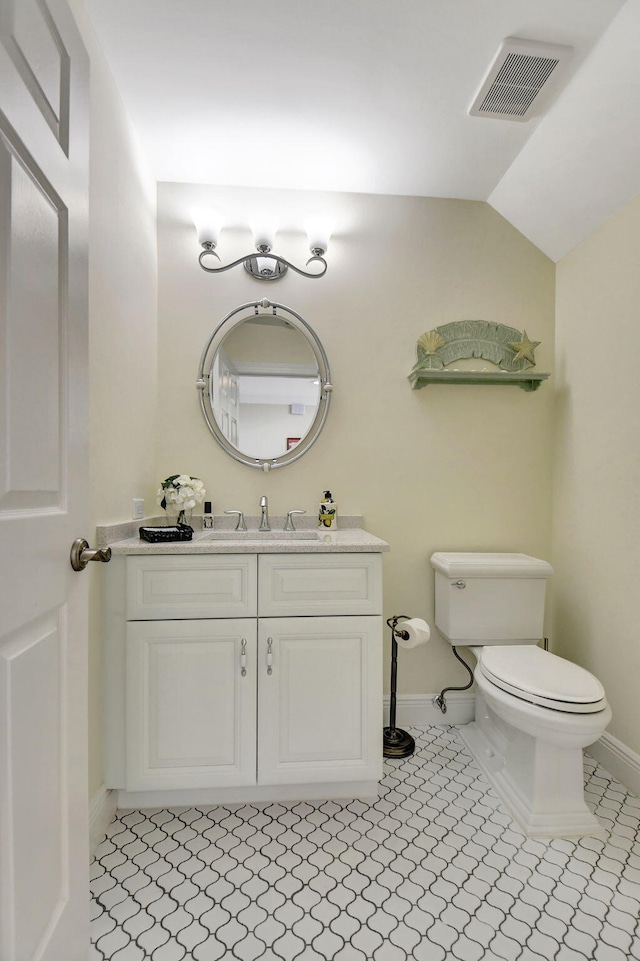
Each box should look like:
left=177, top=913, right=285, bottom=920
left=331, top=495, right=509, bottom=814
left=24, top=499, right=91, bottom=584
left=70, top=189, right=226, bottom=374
left=318, top=490, right=338, bottom=530
left=203, top=500, right=214, bottom=529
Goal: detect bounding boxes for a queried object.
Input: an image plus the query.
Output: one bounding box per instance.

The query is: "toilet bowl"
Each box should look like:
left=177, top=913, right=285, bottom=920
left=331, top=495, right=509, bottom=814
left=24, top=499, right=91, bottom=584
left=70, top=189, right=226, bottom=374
left=430, top=552, right=611, bottom=839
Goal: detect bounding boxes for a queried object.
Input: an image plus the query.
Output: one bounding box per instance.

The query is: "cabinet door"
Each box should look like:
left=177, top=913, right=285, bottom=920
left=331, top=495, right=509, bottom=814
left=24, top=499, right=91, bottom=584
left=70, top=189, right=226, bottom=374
left=126, top=619, right=257, bottom=790
left=258, top=616, right=383, bottom=785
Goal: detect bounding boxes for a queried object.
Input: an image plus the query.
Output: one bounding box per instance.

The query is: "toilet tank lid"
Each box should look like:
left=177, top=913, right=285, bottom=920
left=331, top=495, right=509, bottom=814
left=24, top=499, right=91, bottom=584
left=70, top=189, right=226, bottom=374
left=430, top=552, right=553, bottom=578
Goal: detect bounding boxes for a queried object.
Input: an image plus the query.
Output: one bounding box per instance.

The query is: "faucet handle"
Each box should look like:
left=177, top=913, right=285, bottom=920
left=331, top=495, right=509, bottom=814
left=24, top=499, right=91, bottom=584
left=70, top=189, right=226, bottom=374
left=224, top=510, right=247, bottom=531
left=284, top=510, right=306, bottom=532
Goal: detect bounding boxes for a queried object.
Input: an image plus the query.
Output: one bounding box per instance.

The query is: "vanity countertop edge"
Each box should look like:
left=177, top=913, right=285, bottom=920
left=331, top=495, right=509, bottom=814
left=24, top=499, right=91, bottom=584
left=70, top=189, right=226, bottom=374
left=105, top=528, right=389, bottom=555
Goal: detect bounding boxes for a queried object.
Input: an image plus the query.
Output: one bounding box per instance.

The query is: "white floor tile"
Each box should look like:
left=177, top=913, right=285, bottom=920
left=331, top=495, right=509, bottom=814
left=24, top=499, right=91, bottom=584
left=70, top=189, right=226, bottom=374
left=91, top=726, right=640, bottom=961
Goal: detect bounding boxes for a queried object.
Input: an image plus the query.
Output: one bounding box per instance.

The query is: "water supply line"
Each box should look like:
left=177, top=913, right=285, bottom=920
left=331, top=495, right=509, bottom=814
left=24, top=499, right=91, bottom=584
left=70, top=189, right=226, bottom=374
left=434, top=646, right=474, bottom=715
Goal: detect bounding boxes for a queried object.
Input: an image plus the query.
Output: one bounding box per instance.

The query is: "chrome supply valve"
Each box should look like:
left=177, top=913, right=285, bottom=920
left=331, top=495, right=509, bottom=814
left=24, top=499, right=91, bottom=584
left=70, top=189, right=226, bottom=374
left=284, top=510, right=306, bottom=531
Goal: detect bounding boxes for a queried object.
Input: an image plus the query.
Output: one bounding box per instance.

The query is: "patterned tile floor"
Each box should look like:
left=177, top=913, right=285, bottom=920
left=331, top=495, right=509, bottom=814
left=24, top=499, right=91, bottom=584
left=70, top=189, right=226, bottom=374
left=90, top=726, right=640, bottom=960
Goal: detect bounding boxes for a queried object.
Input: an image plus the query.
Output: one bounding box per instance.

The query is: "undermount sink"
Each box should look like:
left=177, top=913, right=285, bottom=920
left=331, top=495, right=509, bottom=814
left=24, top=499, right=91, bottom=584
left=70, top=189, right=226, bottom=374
left=202, top=529, right=320, bottom=541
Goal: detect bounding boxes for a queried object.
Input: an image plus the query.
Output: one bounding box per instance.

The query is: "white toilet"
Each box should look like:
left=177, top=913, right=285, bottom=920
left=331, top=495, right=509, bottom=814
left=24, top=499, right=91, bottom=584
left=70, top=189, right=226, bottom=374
left=430, top=552, right=611, bottom=839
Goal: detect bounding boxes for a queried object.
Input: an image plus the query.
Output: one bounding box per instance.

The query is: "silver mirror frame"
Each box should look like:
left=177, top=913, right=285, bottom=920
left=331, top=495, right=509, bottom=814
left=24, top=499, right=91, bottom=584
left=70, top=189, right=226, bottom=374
left=197, top=299, right=333, bottom=470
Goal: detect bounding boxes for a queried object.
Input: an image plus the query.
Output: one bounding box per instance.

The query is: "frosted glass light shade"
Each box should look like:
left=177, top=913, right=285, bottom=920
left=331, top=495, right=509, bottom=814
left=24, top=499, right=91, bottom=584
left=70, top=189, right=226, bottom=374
left=255, top=256, right=276, bottom=275
left=252, top=225, right=276, bottom=251
left=306, top=219, right=333, bottom=255
left=193, top=208, right=222, bottom=247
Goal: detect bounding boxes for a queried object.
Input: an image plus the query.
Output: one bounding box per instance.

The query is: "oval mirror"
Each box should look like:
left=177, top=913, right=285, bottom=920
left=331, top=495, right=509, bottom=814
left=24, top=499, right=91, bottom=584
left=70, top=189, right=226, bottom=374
left=197, top=299, right=333, bottom=470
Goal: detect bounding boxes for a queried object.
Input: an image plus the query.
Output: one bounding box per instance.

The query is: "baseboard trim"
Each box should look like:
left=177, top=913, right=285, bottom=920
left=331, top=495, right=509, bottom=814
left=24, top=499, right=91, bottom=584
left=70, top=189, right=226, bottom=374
left=587, top=732, right=640, bottom=798
left=89, top=784, right=117, bottom=855
left=115, top=780, right=380, bottom=810
left=384, top=692, right=475, bottom=728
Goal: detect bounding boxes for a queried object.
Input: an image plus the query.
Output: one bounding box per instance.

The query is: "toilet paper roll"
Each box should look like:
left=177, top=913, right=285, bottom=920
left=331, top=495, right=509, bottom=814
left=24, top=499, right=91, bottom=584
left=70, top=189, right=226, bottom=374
left=395, top=617, right=430, bottom=649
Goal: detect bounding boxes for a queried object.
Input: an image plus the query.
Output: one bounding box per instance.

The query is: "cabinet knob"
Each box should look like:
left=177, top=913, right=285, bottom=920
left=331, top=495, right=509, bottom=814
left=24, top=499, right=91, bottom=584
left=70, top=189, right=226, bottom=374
left=240, top=638, right=247, bottom=677
left=266, top=637, right=273, bottom=675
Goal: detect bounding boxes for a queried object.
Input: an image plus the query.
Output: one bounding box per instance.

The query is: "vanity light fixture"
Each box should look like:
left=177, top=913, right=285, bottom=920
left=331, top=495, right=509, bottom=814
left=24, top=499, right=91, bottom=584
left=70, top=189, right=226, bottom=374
left=194, top=212, right=329, bottom=282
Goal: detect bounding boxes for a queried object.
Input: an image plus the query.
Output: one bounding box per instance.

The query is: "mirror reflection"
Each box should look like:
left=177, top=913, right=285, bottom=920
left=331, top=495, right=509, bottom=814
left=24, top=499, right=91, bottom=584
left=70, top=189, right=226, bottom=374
left=210, top=317, right=321, bottom=459
left=198, top=300, right=332, bottom=470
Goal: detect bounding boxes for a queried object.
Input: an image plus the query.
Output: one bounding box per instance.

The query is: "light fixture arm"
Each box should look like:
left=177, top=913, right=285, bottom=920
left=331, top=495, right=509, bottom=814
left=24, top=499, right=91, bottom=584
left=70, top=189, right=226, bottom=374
left=198, top=242, right=327, bottom=281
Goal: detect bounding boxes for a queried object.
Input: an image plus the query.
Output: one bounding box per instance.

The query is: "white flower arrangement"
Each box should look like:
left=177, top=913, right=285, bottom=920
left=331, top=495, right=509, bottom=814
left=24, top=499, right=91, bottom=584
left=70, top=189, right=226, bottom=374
left=157, top=474, right=206, bottom=514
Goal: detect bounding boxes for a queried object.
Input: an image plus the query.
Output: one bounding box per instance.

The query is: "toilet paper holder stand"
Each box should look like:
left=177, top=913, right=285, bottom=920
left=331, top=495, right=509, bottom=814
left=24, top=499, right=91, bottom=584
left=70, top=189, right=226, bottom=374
left=383, top=614, right=416, bottom=759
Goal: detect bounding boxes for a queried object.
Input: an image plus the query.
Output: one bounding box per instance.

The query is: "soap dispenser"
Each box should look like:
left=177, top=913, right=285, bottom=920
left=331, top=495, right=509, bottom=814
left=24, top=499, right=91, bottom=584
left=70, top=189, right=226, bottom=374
left=203, top=501, right=214, bottom=529
left=318, top=490, right=338, bottom=530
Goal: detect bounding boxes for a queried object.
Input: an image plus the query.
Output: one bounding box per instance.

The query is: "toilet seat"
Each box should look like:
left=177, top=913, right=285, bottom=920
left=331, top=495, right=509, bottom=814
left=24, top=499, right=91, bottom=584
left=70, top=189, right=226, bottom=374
left=479, top=646, right=607, bottom=714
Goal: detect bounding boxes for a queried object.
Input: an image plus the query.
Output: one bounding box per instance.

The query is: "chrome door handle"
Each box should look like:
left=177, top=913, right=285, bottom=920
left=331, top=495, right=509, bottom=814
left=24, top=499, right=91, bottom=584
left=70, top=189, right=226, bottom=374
left=240, top=638, right=247, bottom=677
left=70, top=538, right=112, bottom=572
left=266, top=637, right=273, bottom=675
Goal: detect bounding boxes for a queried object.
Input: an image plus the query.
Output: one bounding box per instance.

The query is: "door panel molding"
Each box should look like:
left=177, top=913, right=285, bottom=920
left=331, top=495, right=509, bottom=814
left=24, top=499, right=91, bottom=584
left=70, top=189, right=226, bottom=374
left=0, top=610, right=69, bottom=961
left=0, top=117, right=68, bottom=514
left=0, top=0, right=70, bottom=151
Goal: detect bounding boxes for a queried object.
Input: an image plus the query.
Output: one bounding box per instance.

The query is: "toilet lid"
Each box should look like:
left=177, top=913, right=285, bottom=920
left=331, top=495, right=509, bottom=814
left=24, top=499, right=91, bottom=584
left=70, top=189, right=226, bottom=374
left=479, top=646, right=607, bottom=714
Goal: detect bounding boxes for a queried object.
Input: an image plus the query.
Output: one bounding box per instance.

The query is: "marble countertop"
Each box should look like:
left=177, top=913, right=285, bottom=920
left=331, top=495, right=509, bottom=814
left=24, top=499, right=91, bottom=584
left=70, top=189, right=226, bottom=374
left=99, top=515, right=388, bottom=555
left=106, top=528, right=388, bottom=555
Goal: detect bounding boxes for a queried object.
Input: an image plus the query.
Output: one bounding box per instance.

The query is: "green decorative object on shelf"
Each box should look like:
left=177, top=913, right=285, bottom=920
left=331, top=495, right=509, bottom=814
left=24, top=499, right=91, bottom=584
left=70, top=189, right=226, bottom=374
left=409, top=320, right=550, bottom=392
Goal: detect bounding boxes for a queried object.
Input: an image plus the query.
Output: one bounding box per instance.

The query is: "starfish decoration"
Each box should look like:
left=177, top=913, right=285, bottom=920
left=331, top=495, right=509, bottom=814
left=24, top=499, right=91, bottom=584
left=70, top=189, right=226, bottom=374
left=507, top=330, right=540, bottom=365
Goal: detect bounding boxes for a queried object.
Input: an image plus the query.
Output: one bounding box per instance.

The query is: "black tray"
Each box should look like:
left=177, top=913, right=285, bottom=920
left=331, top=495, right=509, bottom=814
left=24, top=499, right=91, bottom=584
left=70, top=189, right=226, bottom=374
left=139, top=524, right=193, bottom=543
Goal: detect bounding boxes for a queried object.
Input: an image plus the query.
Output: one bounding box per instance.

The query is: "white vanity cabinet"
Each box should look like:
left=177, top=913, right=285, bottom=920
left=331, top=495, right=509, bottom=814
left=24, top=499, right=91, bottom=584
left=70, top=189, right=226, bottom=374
left=104, top=549, right=383, bottom=806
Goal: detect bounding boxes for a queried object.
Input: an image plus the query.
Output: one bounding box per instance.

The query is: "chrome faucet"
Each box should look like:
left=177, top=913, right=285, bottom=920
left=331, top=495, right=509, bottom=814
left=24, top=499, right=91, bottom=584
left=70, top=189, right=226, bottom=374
left=259, top=495, right=270, bottom=531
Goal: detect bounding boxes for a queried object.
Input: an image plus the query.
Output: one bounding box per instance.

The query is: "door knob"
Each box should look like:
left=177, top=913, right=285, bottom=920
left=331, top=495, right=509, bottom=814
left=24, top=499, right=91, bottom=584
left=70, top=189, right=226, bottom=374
left=70, top=538, right=112, bottom=572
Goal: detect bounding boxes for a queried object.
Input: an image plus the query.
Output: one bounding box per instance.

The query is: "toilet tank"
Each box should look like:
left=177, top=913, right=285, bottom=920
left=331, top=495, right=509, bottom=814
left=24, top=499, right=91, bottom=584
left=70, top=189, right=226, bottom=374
left=430, top=552, right=553, bottom=645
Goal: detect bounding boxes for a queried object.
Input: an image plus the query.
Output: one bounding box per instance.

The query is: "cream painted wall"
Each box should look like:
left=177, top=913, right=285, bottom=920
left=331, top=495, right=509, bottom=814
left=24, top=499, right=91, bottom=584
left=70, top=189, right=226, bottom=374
left=158, top=184, right=555, bottom=697
left=554, top=191, right=640, bottom=756
left=69, top=0, right=159, bottom=797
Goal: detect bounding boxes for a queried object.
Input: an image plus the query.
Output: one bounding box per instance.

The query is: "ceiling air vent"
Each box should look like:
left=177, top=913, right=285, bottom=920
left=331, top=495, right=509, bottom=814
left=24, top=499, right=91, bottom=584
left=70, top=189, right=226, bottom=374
left=469, top=37, right=572, bottom=122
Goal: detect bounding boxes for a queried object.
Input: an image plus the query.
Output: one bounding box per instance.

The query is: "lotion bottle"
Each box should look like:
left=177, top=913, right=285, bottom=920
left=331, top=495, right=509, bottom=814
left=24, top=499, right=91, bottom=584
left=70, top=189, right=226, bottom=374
left=318, top=490, right=338, bottom=529
left=203, top=500, right=214, bottom=529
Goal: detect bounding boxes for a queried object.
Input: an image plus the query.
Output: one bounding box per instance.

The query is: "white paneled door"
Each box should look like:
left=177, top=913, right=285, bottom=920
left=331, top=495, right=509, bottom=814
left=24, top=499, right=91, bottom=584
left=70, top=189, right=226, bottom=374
left=0, top=2, right=90, bottom=959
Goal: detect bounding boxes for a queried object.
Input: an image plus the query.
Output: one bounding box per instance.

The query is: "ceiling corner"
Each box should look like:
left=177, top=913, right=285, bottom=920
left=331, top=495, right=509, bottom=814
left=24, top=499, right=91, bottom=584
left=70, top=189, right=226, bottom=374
left=487, top=0, right=640, bottom=263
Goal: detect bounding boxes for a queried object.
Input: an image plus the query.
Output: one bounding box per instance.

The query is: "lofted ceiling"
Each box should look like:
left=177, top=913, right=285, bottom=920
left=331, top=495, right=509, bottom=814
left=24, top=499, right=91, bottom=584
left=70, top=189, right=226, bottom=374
left=84, top=0, right=640, bottom=261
